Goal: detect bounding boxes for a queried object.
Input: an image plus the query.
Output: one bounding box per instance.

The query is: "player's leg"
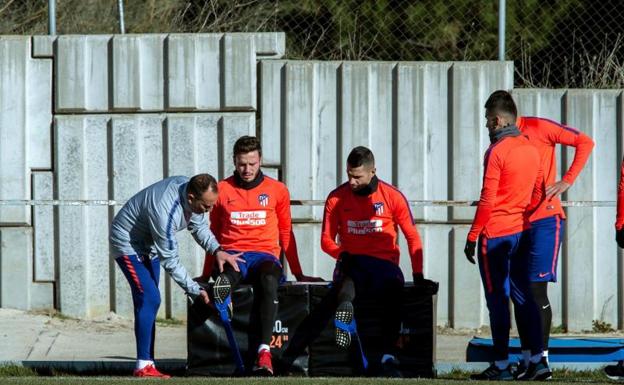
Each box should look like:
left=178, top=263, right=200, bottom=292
left=471, top=236, right=514, bottom=380
left=511, top=232, right=550, bottom=380
left=528, top=215, right=564, bottom=362
left=376, top=259, right=405, bottom=377
left=333, top=256, right=357, bottom=349
left=213, top=252, right=244, bottom=320
left=146, top=257, right=161, bottom=362
left=251, top=260, right=282, bottom=375
left=115, top=255, right=169, bottom=378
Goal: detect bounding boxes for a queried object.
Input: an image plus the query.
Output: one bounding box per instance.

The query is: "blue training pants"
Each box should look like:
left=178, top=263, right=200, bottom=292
left=116, top=254, right=161, bottom=361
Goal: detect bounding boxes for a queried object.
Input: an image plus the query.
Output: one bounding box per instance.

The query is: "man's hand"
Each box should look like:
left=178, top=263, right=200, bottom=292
left=215, top=250, right=245, bottom=272
left=412, top=272, right=425, bottom=285
left=198, top=288, right=210, bottom=305
left=464, top=240, right=477, bottom=264
left=295, top=274, right=325, bottom=282
left=338, top=251, right=355, bottom=273
left=545, top=180, right=571, bottom=199
left=617, top=228, right=624, bottom=249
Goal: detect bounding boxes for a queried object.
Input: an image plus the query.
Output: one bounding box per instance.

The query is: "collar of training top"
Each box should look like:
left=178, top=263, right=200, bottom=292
left=179, top=182, right=192, bottom=212
left=234, top=170, right=264, bottom=190
left=354, top=175, right=379, bottom=196
left=489, top=124, right=521, bottom=144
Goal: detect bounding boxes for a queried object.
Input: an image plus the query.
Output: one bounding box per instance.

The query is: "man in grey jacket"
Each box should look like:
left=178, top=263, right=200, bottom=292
left=110, top=173, right=243, bottom=378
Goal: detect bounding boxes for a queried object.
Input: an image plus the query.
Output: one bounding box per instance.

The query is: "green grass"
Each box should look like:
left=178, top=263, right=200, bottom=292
left=155, top=317, right=184, bottom=326
left=0, top=370, right=618, bottom=385
left=0, top=378, right=617, bottom=385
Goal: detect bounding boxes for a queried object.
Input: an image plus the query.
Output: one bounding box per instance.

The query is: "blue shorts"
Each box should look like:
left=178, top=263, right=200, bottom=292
left=227, top=250, right=284, bottom=283
left=527, top=215, right=565, bottom=282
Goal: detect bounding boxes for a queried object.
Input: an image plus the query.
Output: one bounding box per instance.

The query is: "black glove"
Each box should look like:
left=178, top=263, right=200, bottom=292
left=617, top=228, right=624, bottom=249
left=464, top=240, right=477, bottom=264
left=338, top=251, right=355, bottom=273
left=412, top=272, right=424, bottom=285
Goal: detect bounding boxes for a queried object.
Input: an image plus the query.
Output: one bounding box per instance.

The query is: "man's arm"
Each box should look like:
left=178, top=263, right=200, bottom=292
left=467, top=149, right=502, bottom=242
left=188, top=211, right=221, bottom=255
left=203, top=200, right=225, bottom=278
left=148, top=206, right=202, bottom=296
left=527, top=163, right=545, bottom=214
left=540, top=118, right=594, bottom=197
left=275, top=186, right=304, bottom=277
left=617, top=158, right=624, bottom=231
left=392, top=191, right=424, bottom=275
left=320, top=193, right=343, bottom=258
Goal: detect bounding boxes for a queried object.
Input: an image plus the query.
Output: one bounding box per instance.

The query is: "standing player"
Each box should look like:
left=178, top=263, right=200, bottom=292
left=604, top=159, right=624, bottom=380
left=321, top=146, right=424, bottom=378
left=110, top=174, right=243, bottom=378
left=493, top=90, right=593, bottom=370
left=203, top=136, right=321, bottom=376
left=465, top=95, right=546, bottom=380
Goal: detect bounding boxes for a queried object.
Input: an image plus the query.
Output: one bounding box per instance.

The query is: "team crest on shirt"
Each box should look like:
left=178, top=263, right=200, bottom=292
left=373, top=202, right=384, bottom=215
left=258, top=193, right=269, bottom=207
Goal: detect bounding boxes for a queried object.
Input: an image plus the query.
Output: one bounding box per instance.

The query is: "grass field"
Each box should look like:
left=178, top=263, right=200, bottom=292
left=0, top=378, right=617, bottom=385
left=0, top=367, right=618, bottom=385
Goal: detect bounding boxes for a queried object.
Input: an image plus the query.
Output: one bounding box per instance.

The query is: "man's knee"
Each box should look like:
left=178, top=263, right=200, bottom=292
left=258, top=263, right=281, bottom=292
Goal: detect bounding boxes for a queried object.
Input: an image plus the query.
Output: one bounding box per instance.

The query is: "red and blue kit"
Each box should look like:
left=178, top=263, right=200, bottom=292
left=204, top=174, right=303, bottom=278
left=517, top=116, right=594, bottom=282
left=470, top=132, right=544, bottom=361
left=321, top=177, right=423, bottom=274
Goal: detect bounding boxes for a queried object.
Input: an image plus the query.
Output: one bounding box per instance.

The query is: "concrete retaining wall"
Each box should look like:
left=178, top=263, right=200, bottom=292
left=0, top=33, right=621, bottom=330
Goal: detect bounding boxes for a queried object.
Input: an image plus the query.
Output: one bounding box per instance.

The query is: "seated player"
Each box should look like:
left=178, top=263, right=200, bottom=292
left=203, top=135, right=321, bottom=375
left=320, top=146, right=424, bottom=378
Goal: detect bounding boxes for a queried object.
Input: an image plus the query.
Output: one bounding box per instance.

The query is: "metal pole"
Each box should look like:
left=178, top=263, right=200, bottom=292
left=48, top=0, right=56, bottom=35
left=498, top=0, right=506, bottom=61
left=118, top=0, right=126, bottom=34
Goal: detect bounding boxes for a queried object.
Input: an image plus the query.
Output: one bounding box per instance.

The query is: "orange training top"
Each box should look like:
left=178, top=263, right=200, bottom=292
left=616, top=158, right=624, bottom=230
left=517, top=116, right=594, bottom=222
left=204, top=174, right=303, bottom=277
left=320, top=177, right=424, bottom=273
left=468, top=134, right=544, bottom=242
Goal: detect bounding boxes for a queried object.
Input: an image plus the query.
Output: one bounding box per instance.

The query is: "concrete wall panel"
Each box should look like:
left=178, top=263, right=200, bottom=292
left=55, top=35, right=111, bottom=112
left=55, top=116, right=110, bottom=318
left=33, top=172, right=54, bottom=282
left=0, top=37, right=31, bottom=224
left=450, top=62, right=514, bottom=220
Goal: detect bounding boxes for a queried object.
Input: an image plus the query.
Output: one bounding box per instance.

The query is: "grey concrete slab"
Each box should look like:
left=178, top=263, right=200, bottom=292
left=32, top=35, right=55, bottom=58
left=253, top=32, right=286, bottom=58
left=33, top=172, right=55, bottom=282
left=166, top=34, right=222, bottom=111
left=0, top=37, right=30, bottom=225
left=112, top=35, right=166, bottom=111
left=0, top=228, right=33, bottom=310
left=55, top=35, right=111, bottom=112
left=222, top=34, right=256, bottom=110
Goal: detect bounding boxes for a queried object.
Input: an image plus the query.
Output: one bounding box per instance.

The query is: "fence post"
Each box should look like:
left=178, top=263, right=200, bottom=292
left=48, top=0, right=56, bottom=35
left=118, top=0, right=126, bottom=34
left=498, top=0, right=506, bottom=61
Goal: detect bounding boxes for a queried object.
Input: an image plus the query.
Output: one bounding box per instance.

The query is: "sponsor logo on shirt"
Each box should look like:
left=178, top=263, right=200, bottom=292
left=373, top=202, right=384, bottom=215
left=230, top=210, right=267, bottom=226
left=258, top=193, right=269, bottom=207
left=538, top=272, right=550, bottom=278
left=347, top=219, right=383, bottom=234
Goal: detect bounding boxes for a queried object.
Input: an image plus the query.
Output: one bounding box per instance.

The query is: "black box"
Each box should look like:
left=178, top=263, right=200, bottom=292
left=187, top=281, right=438, bottom=377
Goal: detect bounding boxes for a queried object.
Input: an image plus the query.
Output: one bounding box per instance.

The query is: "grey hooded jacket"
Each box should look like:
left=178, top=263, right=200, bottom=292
left=110, top=176, right=220, bottom=296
